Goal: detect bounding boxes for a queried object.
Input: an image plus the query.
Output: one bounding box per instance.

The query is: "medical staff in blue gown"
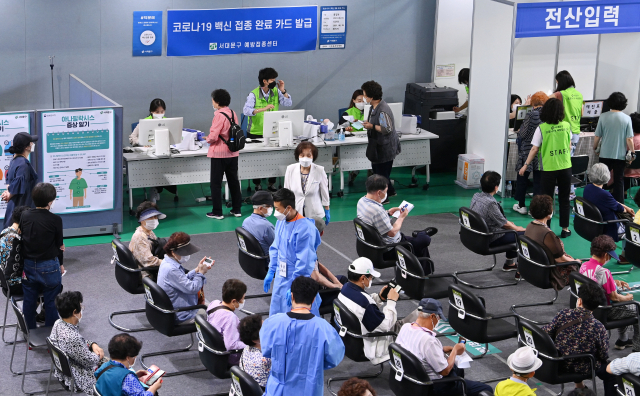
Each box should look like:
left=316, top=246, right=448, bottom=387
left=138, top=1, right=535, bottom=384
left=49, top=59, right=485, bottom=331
left=264, top=188, right=322, bottom=316
left=260, top=276, right=345, bottom=396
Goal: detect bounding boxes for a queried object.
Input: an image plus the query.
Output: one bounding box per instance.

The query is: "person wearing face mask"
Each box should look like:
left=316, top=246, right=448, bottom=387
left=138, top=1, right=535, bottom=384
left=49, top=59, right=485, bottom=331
left=284, top=142, right=330, bottom=225
left=206, top=279, right=247, bottom=366
left=453, top=68, right=470, bottom=113
left=263, top=188, right=322, bottom=316
left=129, top=202, right=167, bottom=280
left=1, top=131, right=38, bottom=229
left=508, top=94, right=522, bottom=128
left=50, top=291, right=106, bottom=395
left=242, top=191, right=276, bottom=258
left=157, top=231, right=213, bottom=324
left=338, top=257, right=420, bottom=365
left=95, top=333, right=163, bottom=396
left=243, top=67, right=292, bottom=192
left=396, top=299, right=493, bottom=396
left=339, top=89, right=366, bottom=132
left=360, top=80, right=401, bottom=202
left=20, top=182, right=65, bottom=329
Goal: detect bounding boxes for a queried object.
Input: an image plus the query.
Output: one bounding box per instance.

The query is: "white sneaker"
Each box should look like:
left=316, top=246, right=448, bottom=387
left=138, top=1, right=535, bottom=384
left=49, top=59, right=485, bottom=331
left=149, top=187, right=158, bottom=204
left=513, top=204, right=528, bottom=214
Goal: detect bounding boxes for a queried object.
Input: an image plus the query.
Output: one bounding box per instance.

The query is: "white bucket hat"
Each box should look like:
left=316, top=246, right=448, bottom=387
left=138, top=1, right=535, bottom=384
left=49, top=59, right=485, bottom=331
left=507, top=346, right=543, bottom=374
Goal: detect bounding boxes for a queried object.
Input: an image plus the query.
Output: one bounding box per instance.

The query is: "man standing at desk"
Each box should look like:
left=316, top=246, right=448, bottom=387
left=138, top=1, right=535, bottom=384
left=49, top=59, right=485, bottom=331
left=243, top=67, right=293, bottom=192
left=69, top=168, right=87, bottom=207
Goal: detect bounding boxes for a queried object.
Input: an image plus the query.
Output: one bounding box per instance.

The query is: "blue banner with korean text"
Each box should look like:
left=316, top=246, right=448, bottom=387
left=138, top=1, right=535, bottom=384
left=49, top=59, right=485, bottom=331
left=516, top=0, right=640, bottom=38
left=133, top=11, right=163, bottom=56
left=167, top=6, right=318, bottom=56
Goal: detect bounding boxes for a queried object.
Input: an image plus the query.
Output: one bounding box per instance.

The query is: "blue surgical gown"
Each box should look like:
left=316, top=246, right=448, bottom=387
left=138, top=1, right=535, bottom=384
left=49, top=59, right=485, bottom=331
left=3, top=156, right=37, bottom=228
left=260, top=312, right=345, bottom=396
left=268, top=217, right=322, bottom=316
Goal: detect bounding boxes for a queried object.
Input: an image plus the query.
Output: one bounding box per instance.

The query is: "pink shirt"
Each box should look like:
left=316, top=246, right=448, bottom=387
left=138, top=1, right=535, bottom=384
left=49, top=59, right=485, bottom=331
left=579, top=258, right=616, bottom=303
left=207, top=107, right=239, bottom=158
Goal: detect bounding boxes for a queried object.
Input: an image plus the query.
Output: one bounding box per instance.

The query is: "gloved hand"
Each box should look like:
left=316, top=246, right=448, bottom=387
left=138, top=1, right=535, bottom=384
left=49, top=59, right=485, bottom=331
left=286, top=289, right=292, bottom=308
left=263, top=269, right=275, bottom=293
left=324, top=209, right=331, bottom=225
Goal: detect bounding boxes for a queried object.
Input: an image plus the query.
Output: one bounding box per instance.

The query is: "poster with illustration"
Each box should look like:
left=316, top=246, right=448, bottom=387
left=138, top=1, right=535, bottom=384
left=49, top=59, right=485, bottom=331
left=0, top=112, right=31, bottom=219
left=40, top=108, right=114, bottom=214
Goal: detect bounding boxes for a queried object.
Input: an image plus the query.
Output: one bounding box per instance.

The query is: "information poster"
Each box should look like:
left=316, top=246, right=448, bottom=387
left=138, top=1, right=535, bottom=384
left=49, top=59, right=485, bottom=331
left=41, top=108, right=115, bottom=215
left=133, top=11, right=163, bottom=56
left=0, top=112, right=31, bottom=220
left=320, top=6, right=347, bottom=49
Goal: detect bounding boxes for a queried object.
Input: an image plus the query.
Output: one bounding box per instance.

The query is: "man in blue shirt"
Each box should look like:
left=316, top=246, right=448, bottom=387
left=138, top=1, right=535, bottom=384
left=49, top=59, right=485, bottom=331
left=242, top=191, right=275, bottom=257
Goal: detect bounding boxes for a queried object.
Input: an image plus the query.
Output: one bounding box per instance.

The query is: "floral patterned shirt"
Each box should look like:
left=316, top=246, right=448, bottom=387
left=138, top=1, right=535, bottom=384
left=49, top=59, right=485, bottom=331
left=0, top=226, right=21, bottom=291
left=240, top=346, right=271, bottom=387
left=129, top=226, right=161, bottom=277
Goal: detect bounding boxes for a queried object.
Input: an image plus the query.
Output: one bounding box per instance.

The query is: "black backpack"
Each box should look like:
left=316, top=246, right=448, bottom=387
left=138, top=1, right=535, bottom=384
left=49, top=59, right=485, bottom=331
left=219, top=111, right=246, bottom=152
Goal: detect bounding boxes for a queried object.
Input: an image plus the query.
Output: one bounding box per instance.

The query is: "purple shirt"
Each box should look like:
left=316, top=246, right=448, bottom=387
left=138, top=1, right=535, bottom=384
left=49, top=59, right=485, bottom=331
left=206, top=300, right=246, bottom=365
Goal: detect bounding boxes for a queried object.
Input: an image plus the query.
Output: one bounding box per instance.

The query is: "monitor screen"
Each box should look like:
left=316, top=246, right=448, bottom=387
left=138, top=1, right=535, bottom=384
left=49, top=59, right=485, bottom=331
left=516, top=105, right=533, bottom=121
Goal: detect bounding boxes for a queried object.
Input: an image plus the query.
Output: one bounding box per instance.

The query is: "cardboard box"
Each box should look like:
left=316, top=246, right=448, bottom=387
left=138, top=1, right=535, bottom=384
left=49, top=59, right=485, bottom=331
left=456, top=154, right=484, bottom=187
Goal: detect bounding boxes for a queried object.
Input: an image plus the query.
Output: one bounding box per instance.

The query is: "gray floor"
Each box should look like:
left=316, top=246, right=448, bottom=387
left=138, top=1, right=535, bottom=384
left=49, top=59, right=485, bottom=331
left=0, top=213, right=630, bottom=395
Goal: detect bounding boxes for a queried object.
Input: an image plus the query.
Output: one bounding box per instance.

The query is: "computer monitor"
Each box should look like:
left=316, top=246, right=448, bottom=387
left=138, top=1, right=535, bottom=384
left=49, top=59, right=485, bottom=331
left=263, top=110, right=305, bottom=141
left=362, top=103, right=404, bottom=131
left=138, top=117, right=184, bottom=146
left=513, top=105, right=533, bottom=131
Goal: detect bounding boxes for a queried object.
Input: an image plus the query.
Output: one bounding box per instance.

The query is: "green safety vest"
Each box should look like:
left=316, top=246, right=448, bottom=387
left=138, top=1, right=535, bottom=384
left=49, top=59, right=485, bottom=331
left=465, top=85, right=469, bottom=95
left=538, top=121, right=572, bottom=171
left=248, top=87, right=279, bottom=135
left=561, top=86, right=583, bottom=134
left=345, top=107, right=364, bottom=131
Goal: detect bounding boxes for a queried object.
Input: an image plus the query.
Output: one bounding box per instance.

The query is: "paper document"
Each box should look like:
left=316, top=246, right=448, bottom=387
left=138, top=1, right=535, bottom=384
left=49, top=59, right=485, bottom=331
left=455, top=352, right=473, bottom=369
left=351, top=121, right=364, bottom=130
left=393, top=200, right=414, bottom=218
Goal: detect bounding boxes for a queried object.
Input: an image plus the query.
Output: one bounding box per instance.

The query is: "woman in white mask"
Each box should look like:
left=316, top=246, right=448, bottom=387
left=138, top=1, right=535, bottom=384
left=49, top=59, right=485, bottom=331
left=340, top=89, right=366, bottom=186
left=284, top=141, right=331, bottom=225
left=157, top=231, right=213, bottom=324
left=129, top=201, right=167, bottom=281
left=508, top=94, right=523, bottom=127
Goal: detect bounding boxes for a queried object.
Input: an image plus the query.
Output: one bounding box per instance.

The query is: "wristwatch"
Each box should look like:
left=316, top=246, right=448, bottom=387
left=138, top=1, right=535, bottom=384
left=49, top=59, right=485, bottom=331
left=282, top=89, right=287, bottom=95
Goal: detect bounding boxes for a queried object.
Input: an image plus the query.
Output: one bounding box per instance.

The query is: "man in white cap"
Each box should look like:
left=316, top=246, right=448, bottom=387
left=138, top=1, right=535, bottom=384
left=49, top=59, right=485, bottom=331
left=337, top=257, right=419, bottom=365
left=494, top=346, right=542, bottom=395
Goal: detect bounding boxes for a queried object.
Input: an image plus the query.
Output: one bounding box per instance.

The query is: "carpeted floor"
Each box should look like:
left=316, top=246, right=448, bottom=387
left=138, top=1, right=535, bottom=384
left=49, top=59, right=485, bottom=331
left=0, top=214, right=631, bottom=395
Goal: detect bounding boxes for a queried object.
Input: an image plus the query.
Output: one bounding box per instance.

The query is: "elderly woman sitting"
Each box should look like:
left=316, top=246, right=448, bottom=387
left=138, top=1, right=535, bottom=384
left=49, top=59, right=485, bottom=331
left=129, top=201, right=166, bottom=279
left=49, top=291, right=106, bottom=395
left=524, top=195, right=578, bottom=290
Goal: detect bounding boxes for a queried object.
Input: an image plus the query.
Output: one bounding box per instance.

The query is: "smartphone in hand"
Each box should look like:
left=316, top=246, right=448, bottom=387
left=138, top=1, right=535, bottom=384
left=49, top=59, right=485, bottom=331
left=458, top=336, right=467, bottom=344
left=204, top=257, right=214, bottom=268
left=140, top=365, right=166, bottom=386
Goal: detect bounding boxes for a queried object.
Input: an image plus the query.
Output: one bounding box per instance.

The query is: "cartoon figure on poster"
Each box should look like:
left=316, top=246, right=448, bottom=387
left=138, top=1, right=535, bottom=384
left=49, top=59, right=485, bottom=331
left=69, top=168, right=88, bottom=207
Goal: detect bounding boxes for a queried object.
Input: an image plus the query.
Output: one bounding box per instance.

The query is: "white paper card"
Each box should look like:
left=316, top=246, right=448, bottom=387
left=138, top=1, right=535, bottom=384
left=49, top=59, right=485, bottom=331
left=356, top=224, right=365, bottom=240
left=458, top=309, right=466, bottom=319
left=632, top=227, right=640, bottom=243
left=523, top=327, right=535, bottom=349
left=461, top=212, right=470, bottom=227
left=393, top=351, right=404, bottom=381
left=279, top=260, right=287, bottom=278
left=238, top=235, right=247, bottom=252
left=520, top=242, right=530, bottom=259
left=623, top=378, right=636, bottom=396
left=198, top=341, right=204, bottom=352
left=397, top=252, right=406, bottom=269
left=576, top=201, right=585, bottom=216
left=393, top=201, right=414, bottom=218
left=455, top=352, right=473, bottom=369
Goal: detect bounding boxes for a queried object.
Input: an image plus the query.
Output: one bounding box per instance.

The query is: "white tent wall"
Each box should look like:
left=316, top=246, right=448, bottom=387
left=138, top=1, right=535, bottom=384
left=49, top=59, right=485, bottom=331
left=511, top=36, right=557, bottom=100
left=466, top=0, right=515, bottom=191
left=557, top=34, right=599, bottom=100
left=595, top=33, right=640, bottom=113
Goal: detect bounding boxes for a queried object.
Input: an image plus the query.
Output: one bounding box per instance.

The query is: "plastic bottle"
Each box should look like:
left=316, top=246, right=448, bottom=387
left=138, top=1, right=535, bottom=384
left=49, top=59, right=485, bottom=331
left=506, top=181, right=512, bottom=198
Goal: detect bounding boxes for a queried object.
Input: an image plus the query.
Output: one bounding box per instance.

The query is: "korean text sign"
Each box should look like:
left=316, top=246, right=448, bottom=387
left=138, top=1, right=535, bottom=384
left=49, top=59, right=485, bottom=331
left=320, top=6, right=347, bottom=49
left=133, top=11, right=163, bottom=56
left=167, top=6, right=318, bottom=56
left=516, top=0, right=640, bottom=38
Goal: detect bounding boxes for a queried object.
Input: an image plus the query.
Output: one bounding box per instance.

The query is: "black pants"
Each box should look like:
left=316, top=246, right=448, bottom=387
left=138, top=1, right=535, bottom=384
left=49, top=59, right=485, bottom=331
left=489, top=231, right=524, bottom=259
left=210, top=157, right=242, bottom=216
left=572, top=363, right=616, bottom=396
left=540, top=168, right=572, bottom=228
left=371, top=160, right=396, bottom=195
left=600, top=157, right=626, bottom=204
left=514, top=170, right=541, bottom=207
left=401, top=232, right=432, bottom=273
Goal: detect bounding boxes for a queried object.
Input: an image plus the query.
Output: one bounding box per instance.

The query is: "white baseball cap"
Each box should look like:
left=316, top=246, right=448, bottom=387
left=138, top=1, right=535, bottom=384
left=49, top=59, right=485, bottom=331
left=348, top=257, right=381, bottom=278
left=507, top=346, right=542, bottom=374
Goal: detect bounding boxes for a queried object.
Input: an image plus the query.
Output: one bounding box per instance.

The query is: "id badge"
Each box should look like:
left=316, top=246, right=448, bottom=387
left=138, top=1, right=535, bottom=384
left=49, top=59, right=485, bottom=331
left=279, top=260, right=287, bottom=277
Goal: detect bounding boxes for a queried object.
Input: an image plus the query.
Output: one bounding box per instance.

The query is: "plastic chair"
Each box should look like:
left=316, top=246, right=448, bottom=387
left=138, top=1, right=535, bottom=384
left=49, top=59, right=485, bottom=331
left=456, top=207, right=518, bottom=289
left=568, top=272, right=640, bottom=333
left=511, top=235, right=581, bottom=324
left=616, top=373, right=640, bottom=396
left=353, top=218, right=415, bottom=276
left=234, top=227, right=271, bottom=315
left=45, top=337, right=74, bottom=395
left=1, top=269, right=22, bottom=344
left=387, top=342, right=467, bottom=396
left=8, top=297, right=52, bottom=393
left=194, top=315, right=243, bottom=395
left=327, top=298, right=395, bottom=395
left=93, top=385, right=102, bottom=396
left=140, top=277, right=208, bottom=377
left=447, top=284, right=517, bottom=358
left=229, top=366, right=263, bottom=396
left=109, top=239, right=158, bottom=332
left=338, top=107, right=349, bottom=121
left=394, top=245, right=455, bottom=300
left=623, top=223, right=640, bottom=275
left=570, top=155, right=590, bottom=187
left=516, top=318, right=597, bottom=395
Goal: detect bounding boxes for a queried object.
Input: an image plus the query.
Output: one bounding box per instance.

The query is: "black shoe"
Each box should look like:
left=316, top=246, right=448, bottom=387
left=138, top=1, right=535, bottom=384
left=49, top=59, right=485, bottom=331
left=36, top=310, right=46, bottom=323
left=424, top=227, right=438, bottom=237
left=502, top=261, right=518, bottom=272
left=515, top=272, right=522, bottom=280
left=382, top=198, right=390, bottom=205
left=560, top=229, right=572, bottom=238
left=229, top=211, right=242, bottom=217
left=267, top=185, right=278, bottom=193
left=254, top=184, right=262, bottom=192
left=615, top=339, right=633, bottom=350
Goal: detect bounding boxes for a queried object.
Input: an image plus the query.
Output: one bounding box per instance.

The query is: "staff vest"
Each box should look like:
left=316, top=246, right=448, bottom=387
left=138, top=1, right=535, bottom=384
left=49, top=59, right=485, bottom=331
left=561, top=86, right=583, bottom=134
left=248, top=87, right=279, bottom=135
left=538, top=121, right=572, bottom=171
left=95, top=363, right=132, bottom=396
left=345, top=107, right=364, bottom=131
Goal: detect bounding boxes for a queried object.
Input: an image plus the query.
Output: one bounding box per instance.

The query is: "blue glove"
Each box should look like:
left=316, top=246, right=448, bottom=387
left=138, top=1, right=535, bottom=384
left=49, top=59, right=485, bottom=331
left=286, top=289, right=292, bottom=308
left=324, top=209, right=331, bottom=225
left=263, top=269, right=275, bottom=293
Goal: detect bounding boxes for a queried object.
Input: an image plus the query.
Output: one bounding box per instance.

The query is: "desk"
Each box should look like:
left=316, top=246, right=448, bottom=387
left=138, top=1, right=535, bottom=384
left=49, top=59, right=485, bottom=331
left=123, top=130, right=438, bottom=213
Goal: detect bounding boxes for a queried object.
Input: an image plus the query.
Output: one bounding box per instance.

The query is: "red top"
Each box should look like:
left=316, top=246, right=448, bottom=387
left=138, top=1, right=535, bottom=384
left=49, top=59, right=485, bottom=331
left=207, top=107, right=239, bottom=158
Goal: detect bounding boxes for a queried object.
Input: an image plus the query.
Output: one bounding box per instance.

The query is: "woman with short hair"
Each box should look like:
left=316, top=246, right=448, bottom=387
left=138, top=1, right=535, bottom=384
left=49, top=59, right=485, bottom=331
left=238, top=313, right=271, bottom=387
left=338, top=378, right=377, bottom=396
left=594, top=92, right=635, bottom=203
left=284, top=141, right=330, bottom=224
left=50, top=291, right=106, bottom=395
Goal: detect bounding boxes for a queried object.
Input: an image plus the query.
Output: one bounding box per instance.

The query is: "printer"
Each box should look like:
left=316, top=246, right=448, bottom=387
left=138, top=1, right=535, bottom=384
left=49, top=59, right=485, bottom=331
left=404, top=83, right=466, bottom=172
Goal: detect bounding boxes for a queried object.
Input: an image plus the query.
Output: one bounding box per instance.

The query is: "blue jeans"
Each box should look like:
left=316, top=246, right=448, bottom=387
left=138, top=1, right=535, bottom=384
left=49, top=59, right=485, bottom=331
left=22, top=258, right=62, bottom=329
left=489, top=231, right=524, bottom=259
left=432, top=366, right=493, bottom=396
